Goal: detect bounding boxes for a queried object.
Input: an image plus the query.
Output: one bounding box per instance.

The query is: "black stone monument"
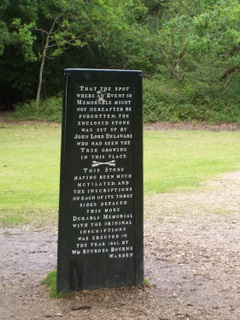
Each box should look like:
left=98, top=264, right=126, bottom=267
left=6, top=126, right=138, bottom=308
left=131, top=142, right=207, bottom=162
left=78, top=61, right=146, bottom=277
left=57, top=69, right=143, bottom=293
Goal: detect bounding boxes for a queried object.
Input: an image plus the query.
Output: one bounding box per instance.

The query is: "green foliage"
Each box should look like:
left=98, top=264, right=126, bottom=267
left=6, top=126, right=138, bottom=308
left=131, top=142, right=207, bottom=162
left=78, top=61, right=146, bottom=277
left=0, top=0, right=239, bottom=123
left=12, top=77, right=240, bottom=124
left=141, top=0, right=240, bottom=124
left=0, top=0, right=149, bottom=109
left=0, top=21, right=10, bottom=55
left=13, top=95, right=62, bottom=122
left=12, top=19, right=37, bottom=61
left=143, top=76, right=240, bottom=124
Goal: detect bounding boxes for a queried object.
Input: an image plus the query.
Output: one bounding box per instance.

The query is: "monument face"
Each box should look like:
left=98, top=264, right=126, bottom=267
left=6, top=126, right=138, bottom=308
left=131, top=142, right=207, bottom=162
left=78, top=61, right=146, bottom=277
left=57, top=69, right=143, bottom=293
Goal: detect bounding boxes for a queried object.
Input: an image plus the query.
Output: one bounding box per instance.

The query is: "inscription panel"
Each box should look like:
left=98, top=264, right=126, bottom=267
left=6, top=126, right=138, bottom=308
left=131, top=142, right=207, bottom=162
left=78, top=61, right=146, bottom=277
left=57, top=69, right=143, bottom=293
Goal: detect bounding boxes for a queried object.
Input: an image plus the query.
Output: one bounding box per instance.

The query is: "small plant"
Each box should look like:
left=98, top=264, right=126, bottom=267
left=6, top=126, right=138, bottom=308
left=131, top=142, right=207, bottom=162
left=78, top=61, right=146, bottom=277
left=42, top=271, right=62, bottom=298
left=144, top=278, right=156, bottom=288
left=144, top=278, right=151, bottom=287
left=42, top=270, right=75, bottom=298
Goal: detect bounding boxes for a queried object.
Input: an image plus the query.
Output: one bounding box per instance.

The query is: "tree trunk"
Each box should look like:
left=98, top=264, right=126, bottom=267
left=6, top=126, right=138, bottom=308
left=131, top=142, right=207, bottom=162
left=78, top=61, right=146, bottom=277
left=36, top=50, right=47, bottom=111
left=35, top=19, right=57, bottom=111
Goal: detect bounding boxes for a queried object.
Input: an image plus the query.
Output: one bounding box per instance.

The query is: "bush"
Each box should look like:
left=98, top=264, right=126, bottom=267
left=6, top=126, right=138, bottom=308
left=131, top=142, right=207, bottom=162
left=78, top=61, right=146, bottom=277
left=143, top=77, right=240, bottom=124
left=12, top=79, right=240, bottom=125
left=13, top=94, right=62, bottom=122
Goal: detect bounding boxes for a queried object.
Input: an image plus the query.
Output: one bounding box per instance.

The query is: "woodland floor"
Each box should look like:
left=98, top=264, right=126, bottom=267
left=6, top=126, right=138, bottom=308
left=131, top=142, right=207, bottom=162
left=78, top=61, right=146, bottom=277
left=0, top=121, right=240, bottom=320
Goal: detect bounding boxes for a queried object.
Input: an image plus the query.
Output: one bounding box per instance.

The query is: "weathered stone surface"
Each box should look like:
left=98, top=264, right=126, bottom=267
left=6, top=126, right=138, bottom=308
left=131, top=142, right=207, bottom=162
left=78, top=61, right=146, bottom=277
left=57, top=69, right=143, bottom=293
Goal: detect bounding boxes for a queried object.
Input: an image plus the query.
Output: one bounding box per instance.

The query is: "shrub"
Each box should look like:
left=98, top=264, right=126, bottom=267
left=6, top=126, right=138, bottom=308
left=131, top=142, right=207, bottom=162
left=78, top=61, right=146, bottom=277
left=143, top=77, right=240, bottom=124
left=12, top=79, right=240, bottom=125
left=13, top=94, right=62, bottom=122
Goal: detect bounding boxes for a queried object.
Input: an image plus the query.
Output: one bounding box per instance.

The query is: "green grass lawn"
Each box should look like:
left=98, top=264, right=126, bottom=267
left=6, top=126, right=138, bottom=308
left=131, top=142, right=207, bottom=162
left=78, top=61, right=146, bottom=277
left=144, top=129, right=240, bottom=194
left=0, top=123, right=240, bottom=226
left=0, top=123, right=61, bottom=225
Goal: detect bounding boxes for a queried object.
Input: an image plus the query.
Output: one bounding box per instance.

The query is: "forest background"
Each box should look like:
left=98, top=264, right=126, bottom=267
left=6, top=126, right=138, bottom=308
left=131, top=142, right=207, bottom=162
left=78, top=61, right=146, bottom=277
left=0, top=0, right=239, bottom=124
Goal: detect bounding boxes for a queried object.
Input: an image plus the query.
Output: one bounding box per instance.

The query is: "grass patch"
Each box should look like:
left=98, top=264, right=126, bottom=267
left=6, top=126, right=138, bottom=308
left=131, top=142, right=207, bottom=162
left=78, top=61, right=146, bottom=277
left=0, top=122, right=240, bottom=226
left=41, top=270, right=73, bottom=298
left=0, top=123, right=61, bottom=226
left=42, top=271, right=61, bottom=298
left=144, top=129, right=240, bottom=194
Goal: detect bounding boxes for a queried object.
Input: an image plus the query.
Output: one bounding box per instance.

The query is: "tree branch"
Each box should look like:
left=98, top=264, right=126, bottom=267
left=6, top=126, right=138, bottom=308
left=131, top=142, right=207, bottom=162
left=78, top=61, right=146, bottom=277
left=220, top=66, right=240, bottom=80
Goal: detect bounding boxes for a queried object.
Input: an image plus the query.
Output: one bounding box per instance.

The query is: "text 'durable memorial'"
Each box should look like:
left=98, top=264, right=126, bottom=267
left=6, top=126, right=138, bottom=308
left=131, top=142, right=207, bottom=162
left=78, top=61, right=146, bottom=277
left=57, top=69, right=143, bottom=293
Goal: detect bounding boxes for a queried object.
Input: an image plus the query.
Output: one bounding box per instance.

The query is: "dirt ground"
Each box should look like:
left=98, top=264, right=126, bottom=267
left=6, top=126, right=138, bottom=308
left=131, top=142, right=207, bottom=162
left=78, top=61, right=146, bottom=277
left=0, top=168, right=239, bottom=320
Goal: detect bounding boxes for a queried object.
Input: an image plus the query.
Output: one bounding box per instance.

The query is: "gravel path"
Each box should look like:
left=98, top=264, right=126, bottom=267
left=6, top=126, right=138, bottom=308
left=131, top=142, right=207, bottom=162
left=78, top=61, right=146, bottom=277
left=0, top=171, right=240, bottom=320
